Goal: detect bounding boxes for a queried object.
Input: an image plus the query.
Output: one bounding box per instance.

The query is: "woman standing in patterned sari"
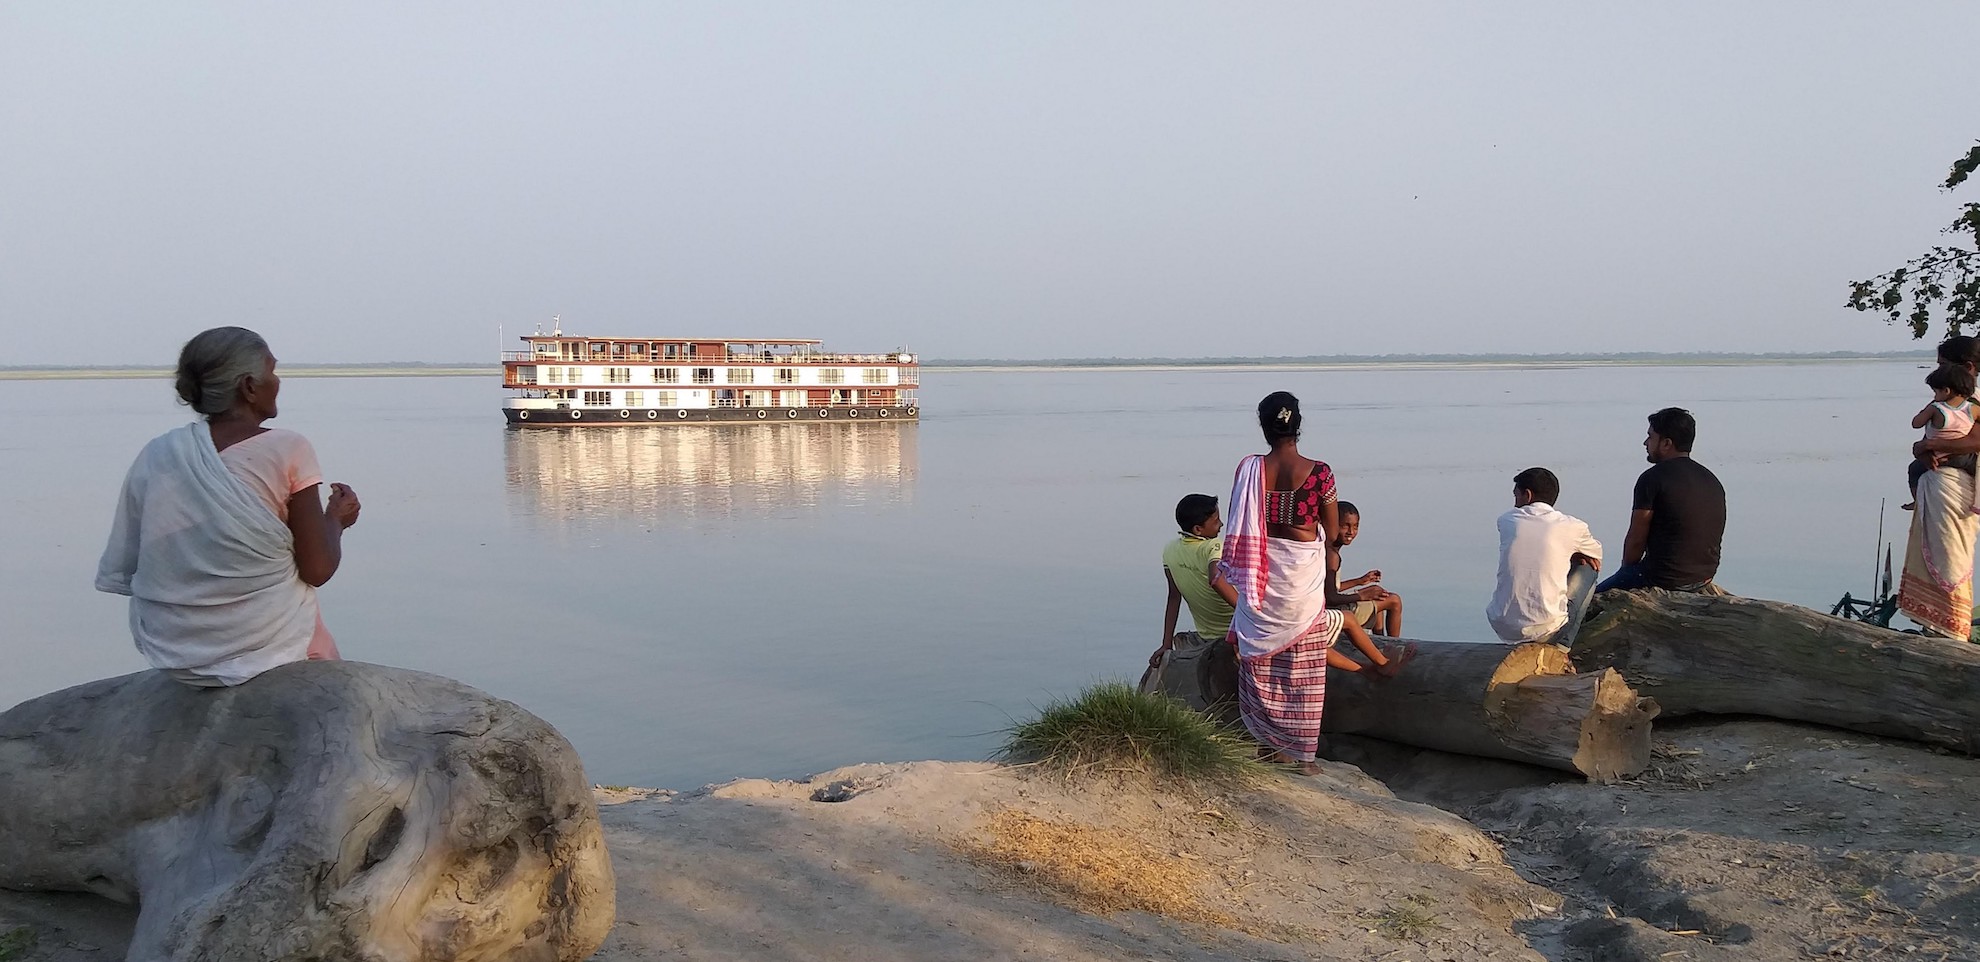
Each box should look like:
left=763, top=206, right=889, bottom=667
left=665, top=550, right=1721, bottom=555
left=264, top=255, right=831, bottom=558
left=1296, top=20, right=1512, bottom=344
left=1905, top=337, right=1980, bottom=639
left=1222, top=392, right=1399, bottom=774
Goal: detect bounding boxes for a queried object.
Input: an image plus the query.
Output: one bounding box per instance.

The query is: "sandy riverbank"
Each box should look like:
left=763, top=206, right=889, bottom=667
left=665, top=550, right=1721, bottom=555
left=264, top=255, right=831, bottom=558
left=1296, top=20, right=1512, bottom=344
left=4, top=714, right=1975, bottom=962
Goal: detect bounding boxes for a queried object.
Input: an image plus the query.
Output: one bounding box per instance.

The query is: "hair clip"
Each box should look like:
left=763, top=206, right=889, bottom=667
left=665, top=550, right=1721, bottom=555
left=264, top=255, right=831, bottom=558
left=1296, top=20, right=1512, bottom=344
left=1276, top=408, right=1292, bottom=423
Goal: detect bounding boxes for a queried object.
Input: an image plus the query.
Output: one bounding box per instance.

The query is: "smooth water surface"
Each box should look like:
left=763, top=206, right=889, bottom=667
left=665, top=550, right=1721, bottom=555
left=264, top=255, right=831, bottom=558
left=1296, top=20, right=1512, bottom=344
left=0, top=361, right=1923, bottom=787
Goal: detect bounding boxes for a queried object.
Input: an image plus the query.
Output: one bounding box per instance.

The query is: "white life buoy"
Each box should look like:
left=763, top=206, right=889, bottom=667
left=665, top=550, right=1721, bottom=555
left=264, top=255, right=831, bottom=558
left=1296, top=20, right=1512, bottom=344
left=756, top=409, right=768, bottom=420
left=849, top=409, right=859, bottom=418
left=818, top=408, right=829, bottom=418
left=518, top=410, right=530, bottom=421
left=676, top=409, right=689, bottom=420
left=878, top=408, right=889, bottom=418
left=571, top=410, right=583, bottom=420
left=619, top=409, right=631, bottom=419
left=786, top=409, right=798, bottom=419
left=646, top=409, right=659, bottom=420
left=907, top=406, right=918, bottom=417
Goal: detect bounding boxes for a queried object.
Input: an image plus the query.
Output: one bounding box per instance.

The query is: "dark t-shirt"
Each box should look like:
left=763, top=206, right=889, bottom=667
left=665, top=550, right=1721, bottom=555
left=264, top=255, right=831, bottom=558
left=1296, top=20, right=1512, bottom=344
left=1633, top=457, right=1726, bottom=588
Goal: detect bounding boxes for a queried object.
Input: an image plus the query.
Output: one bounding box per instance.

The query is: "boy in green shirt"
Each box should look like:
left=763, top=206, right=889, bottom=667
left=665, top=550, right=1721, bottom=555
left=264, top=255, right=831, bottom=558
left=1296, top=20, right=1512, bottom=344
left=1152, top=494, right=1240, bottom=669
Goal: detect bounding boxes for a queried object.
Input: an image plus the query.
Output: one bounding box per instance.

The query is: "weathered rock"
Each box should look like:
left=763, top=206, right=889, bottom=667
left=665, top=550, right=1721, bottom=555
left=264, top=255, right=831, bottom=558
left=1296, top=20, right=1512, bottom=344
left=0, top=661, right=614, bottom=962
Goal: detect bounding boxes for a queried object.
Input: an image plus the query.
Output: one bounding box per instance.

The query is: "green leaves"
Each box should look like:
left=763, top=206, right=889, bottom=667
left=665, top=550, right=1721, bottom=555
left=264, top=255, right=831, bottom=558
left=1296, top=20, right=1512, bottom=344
left=1945, top=142, right=1980, bottom=190
left=1849, top=143, right=1980, bottom=339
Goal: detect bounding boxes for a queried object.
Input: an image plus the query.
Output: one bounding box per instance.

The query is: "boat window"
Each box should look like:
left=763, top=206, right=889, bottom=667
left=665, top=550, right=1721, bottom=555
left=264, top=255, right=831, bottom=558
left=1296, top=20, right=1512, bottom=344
left=692, top=368, right=715, bottom=384
left=583, top=390, right=612, bottom=406
left=775, top=368, right=797, bottom=384
left=545, top=367, right=563, bottom=384
left=726, top=368, right=755, bottom=384
left=819, top=368, right=844, bottom=385
left=656, top=391, right=677, bottom=407
left=607, top=367, right=631, bottom=384
left=626, top=391, right=644, bottom=407
left=654, top=367, right=679, bottom=383
left=862, top=368, right=888, bottom=384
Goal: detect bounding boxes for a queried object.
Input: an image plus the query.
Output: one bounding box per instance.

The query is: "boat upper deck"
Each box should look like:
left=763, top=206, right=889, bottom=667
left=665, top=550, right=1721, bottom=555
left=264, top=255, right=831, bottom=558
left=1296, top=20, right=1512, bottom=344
left=502, top=336, right=915, bottom=367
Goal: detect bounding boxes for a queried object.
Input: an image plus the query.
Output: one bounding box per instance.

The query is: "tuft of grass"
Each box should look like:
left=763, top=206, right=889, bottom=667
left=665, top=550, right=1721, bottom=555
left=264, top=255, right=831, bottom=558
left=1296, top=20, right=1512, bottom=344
left=1370, top=905, right=1440, bottom=940
left=998, top=682, right=1267, bottom=785
left=0, top=926, right=36, bottom=962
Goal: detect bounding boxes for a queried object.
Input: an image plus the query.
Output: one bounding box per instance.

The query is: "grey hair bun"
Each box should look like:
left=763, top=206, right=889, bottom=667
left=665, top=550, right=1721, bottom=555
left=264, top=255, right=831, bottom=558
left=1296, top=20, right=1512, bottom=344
left=175, top=327, right=271, bottom=416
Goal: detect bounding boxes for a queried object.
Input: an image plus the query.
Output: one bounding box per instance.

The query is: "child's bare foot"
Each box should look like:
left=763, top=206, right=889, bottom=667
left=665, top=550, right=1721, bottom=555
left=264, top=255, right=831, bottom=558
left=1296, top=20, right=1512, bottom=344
left=1904, top=502, right=1917, bottom=511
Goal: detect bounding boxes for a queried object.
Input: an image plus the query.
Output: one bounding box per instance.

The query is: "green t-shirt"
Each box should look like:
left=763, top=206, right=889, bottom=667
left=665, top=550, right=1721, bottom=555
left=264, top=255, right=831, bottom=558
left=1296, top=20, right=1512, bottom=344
left=1162, top=534, right=1234, bottom=641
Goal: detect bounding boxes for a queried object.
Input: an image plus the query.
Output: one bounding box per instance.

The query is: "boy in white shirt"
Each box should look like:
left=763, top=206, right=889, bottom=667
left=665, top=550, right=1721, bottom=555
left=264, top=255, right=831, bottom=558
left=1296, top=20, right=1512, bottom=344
left=1486, top=467, right=1603, bottom=645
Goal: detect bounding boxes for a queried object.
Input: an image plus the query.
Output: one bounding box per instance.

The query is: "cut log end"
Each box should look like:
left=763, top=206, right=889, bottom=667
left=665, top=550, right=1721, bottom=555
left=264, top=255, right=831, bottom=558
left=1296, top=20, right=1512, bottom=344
left=1491, top=669, right=1661, bottom=782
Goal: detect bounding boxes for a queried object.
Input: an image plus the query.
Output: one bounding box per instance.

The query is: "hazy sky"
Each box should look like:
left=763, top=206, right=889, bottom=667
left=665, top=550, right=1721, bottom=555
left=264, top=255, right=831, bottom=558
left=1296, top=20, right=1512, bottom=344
left=5, top=3, right=1977, bottom=364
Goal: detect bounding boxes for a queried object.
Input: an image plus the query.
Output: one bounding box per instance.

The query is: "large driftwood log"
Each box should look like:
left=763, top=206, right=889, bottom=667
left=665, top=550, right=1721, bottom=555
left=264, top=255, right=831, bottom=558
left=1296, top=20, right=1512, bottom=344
left=1324, top=640, right=1658, bottom=781
left=1572, top=589, right=1980, bottom=753
left=1139, top=633, right=1240, bottom=724
left=0, top=661, right=615, bottom=962
left=1142, top=633, right=1658, bottom=780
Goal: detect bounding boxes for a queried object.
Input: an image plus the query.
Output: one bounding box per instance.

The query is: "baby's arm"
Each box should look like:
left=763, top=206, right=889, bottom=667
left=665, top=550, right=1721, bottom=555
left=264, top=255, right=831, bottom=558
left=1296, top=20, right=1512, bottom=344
left=1914, top=403, right=1940, bottom=430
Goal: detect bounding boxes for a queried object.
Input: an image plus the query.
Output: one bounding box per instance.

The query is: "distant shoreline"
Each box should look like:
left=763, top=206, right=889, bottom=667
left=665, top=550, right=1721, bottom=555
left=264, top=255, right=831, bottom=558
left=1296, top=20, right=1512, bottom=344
left=0, top=366, right=492, bottom=381
left=0, top=351, right=1929, bottom=382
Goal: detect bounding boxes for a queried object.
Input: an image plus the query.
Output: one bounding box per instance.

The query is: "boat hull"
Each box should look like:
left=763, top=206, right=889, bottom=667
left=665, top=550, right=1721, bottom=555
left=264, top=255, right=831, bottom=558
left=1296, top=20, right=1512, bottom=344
left=504, top=406, right=920, bottom=426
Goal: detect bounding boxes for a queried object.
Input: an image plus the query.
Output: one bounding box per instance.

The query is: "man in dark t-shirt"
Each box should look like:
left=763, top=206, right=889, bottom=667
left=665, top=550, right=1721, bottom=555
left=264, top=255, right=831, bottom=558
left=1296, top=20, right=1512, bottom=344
left=1596, top=407, right=1727, bottom=593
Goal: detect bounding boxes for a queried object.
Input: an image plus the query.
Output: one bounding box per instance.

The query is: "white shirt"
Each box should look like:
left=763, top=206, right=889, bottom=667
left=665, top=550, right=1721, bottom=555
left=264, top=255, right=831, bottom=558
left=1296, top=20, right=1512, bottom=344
left=1486, top=502, right=1603, bottom=643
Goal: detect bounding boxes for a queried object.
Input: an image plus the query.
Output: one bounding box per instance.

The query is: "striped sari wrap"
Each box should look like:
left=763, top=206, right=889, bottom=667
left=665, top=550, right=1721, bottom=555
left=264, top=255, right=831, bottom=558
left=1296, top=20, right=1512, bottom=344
left=1220, top=454, right=1345, bottom=762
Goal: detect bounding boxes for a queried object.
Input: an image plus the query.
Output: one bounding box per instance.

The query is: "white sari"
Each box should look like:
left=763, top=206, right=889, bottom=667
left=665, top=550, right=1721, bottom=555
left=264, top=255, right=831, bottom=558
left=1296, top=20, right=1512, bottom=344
left=1221, top=454, right=1336, bottom=659
left=97, top=421, right=320, bottom=686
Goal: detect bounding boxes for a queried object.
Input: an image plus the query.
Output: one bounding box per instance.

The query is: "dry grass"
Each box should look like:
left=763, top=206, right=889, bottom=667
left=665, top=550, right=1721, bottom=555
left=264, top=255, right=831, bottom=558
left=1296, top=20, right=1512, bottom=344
left=956, top=809, right=1238, bottom=928
left=1368, top=904, right=1440, bottom=940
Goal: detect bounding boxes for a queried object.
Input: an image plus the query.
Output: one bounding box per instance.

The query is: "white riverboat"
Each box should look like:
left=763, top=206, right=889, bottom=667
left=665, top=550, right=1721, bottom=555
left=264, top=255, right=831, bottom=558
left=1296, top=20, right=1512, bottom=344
left=501, top=324, right=920, bottom=426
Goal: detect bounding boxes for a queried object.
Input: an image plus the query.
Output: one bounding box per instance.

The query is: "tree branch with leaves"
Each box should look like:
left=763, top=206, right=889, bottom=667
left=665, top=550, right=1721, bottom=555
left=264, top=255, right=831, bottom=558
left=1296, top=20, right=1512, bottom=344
left=1849, top=142, right=1980, bottom=339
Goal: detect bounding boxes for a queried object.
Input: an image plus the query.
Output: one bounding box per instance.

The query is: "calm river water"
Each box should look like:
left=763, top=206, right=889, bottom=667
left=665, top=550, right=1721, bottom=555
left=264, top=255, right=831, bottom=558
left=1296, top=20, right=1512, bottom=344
left=0, top=361, right=1923, bottom=787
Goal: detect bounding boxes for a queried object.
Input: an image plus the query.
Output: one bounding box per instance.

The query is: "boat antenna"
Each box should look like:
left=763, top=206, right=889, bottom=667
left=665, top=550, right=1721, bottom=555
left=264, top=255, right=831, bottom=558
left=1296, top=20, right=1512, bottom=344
left=551, top=313, right=563, bottom=336
left=1873, top=498, right=1886, bottom=601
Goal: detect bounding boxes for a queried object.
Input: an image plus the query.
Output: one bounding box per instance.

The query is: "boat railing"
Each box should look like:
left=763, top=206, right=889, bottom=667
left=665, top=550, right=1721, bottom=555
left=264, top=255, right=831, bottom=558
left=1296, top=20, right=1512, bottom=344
left=503, top=351, right=917, bottom=366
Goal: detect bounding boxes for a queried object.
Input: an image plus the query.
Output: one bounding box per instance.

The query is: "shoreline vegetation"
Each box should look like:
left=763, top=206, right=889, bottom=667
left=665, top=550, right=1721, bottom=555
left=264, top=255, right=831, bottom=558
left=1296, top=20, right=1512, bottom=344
left=0, top=350, right=1932, bottom=381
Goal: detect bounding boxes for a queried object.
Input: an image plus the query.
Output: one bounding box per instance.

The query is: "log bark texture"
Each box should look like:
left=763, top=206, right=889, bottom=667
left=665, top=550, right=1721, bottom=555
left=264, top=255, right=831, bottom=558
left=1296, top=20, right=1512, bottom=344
left=0, top=661, right=615, bottom=962
left=1142, top=634, right=1658, bottom=780
left=1138, top=633, right=1240, bottom=724
left=1324, top=640, right=1659, bottom=781
left=1571, top=589, right=1980, bottom=753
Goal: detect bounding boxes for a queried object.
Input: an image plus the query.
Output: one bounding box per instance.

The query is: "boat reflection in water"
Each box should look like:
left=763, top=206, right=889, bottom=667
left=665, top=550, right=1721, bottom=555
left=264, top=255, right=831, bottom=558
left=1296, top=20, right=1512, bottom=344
left=502, top=422, right=917, bottom=528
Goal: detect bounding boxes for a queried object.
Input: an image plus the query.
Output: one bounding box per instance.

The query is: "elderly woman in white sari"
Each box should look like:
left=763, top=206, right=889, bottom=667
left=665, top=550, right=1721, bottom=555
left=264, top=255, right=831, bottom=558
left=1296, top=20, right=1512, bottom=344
left=1222, top=392, right=1400, bottom=775
left=97, top=327, right=362, bottom=686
